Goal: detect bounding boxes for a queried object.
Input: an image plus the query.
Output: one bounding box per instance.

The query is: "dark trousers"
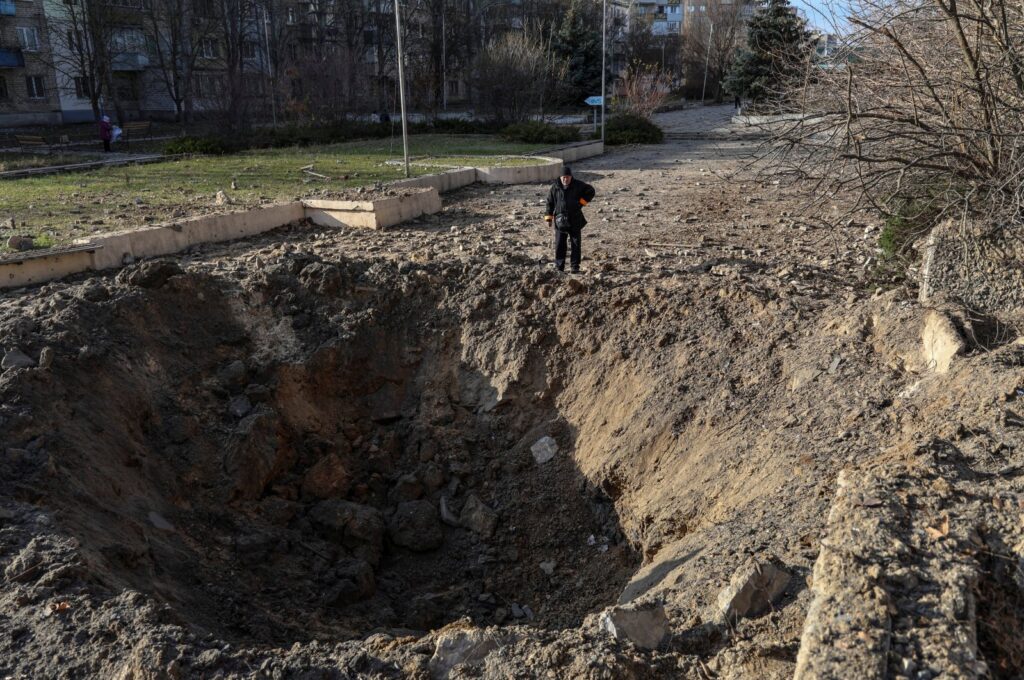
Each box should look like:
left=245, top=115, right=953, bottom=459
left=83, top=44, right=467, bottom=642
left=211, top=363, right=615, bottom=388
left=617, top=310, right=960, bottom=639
left=554, top=226, right=582, bottom=270
left=102, top=139, right=111, bottom=152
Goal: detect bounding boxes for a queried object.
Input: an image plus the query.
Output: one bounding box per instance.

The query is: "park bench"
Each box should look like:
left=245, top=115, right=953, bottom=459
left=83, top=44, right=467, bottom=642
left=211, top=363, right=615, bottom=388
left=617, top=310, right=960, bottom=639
left=14, top=134, right=48, bottom=152
left=122, top=121, right=152, bottom=148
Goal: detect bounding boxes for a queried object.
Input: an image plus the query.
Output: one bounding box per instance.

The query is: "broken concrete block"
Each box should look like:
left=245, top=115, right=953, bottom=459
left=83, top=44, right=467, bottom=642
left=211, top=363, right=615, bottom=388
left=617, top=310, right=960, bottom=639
left=531, top=436, right=558, bottom=464
left=717, top=556, right=791, bottom=622
left=1, top=348, right=35, bottom=370
left=459, top=494, right=498, bottom=537
left=429, top=627, right=497, bottom=679
left=921, top=311, right=965, bottom=374
left=599, top=601, right=669, bottom=649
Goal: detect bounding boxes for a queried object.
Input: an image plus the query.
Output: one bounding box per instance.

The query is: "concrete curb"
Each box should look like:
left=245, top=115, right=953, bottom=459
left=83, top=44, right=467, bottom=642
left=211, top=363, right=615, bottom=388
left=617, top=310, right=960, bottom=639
left=0, top=142, right=606, bottom=291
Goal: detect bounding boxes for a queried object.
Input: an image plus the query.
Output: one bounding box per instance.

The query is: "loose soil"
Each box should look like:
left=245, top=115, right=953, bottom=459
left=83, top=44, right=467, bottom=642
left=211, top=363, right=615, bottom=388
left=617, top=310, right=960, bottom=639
left=0, top=106, right=1021, bottom=679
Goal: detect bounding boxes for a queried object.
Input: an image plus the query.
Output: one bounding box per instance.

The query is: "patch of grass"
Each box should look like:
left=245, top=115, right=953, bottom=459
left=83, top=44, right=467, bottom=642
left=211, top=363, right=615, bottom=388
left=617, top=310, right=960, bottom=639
left=0, top=134, right=547, bottom=244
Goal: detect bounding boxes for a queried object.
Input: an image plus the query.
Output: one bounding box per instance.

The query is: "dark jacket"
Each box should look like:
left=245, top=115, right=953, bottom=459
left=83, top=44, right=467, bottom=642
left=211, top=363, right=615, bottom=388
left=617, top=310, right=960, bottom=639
left=545, top=178, right=596, bottom=230
left=99, top=119, right=112, bottom=142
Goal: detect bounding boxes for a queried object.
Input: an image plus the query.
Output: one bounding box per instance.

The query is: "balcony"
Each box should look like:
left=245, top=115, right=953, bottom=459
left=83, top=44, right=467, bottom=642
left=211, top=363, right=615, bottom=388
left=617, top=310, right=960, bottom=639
left=0, top=0, right=14, bottom=16
left=0, top=48, right=24, bottom=68
left=111, top=52, right=149, bottom=71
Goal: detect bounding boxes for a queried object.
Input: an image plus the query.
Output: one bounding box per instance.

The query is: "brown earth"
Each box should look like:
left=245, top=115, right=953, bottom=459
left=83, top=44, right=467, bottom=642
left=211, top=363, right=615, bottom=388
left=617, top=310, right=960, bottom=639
left=0, top=106, right=1021, bottom=679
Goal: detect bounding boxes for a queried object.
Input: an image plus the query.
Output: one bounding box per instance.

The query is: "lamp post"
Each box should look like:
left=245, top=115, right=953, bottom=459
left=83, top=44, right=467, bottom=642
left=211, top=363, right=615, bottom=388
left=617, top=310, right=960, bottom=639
left=394, top=0, right=410, bottom=177
left=701, top=20, right=713, bottom=103
left=601, top=0, right=606, bottom=142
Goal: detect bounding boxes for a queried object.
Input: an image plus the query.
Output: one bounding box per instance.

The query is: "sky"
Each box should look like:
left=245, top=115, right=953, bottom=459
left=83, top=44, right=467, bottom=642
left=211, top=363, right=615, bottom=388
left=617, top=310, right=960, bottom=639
left=790, top=0, right=852, bottom=32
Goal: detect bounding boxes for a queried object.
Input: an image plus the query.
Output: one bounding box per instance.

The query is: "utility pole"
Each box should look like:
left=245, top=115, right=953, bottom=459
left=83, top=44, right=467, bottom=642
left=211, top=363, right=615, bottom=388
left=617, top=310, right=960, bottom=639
left=701, top=21, right=713, bottom=103
left=394, top=0, right=410, bottom=177
left=262, top=5, right=277, bottom=128
left=601, top=0, right=606, bottom=142
left=441, top=6, right=447, bottom=111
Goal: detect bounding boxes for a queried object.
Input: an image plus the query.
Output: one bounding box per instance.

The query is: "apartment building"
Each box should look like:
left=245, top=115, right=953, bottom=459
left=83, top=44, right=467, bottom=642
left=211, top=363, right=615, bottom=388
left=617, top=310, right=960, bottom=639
left=0, top=0, right=62, bottom=125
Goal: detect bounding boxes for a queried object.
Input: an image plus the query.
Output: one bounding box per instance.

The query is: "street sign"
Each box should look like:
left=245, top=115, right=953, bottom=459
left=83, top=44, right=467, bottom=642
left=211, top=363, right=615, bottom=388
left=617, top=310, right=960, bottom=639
left=585, top=96, right=603, bottom=106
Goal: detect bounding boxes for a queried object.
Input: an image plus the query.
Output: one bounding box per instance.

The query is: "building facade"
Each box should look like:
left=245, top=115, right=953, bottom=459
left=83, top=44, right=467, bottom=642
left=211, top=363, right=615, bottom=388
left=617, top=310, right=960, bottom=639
left=0, top=0, right=62, bottom=126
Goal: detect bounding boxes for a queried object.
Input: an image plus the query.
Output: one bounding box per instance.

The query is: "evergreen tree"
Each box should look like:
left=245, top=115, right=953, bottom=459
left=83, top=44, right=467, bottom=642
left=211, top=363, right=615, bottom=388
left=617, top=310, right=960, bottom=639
left=553, top=0, right=604, bottom=106
left=725, top=0, right=810, bottom=106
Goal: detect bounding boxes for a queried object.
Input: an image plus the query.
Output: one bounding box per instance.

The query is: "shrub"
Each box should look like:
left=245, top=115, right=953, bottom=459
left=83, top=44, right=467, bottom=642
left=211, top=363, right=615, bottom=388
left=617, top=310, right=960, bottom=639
left=164, top=136, right=237, bottom=155
left=501, top=121, right=579, bottom=145
left=604, top=113, right=663, bottom=145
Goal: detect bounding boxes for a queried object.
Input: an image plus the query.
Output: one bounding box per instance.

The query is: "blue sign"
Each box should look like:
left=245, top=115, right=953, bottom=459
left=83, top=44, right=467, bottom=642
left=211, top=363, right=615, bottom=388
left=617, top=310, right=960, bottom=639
left=585, top=96, right=604, bottom=106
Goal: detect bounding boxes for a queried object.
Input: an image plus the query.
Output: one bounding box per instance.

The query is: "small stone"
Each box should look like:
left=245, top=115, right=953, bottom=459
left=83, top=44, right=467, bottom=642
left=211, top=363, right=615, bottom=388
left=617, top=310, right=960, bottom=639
left=228, top=395, right=252, bottom=419
left=459, top=495, right=498, bottom=538
left=215, top=190, right=232, bottom=206
left=599, top=601, right=669, bottom=650
left=539, top=560, right=556, bottom=576
left=530, top=436, right=558, bottom=465
left=38, top=347, right=54, bottom=370
left=6, top=235, right=34, bottom=251
left=388, top=473, right=424, bottom=504
left=510, top=603, right=525, bottom=618
left=2, top=349, right=35, bottom=370
left=302, top=454, right=351, bottom=499
left=147, top=511, right=175, bottom=532
left=439, top=496, right=460, bottom=527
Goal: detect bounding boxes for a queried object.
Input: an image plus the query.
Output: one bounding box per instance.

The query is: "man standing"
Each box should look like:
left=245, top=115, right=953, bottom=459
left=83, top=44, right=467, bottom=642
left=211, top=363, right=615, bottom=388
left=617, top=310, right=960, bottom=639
left=544, top=165, right=596, bottom=273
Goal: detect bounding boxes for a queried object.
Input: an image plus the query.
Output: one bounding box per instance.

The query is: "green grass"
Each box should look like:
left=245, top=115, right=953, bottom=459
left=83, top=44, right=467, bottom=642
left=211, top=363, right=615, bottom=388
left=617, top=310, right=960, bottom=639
left=0, top=134, right=546, bottom=246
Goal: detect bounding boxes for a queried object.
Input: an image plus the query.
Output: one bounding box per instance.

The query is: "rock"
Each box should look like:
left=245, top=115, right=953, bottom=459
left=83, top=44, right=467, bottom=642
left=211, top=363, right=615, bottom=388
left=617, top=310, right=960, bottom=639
left=388, top=500, right=443, bottom=551
left=2, top=349, right=35, bottom=370
left=459, top=495, right=497, bottom=538
left=429, top=627, right=497, bottom=679
left=38, top=347, right=54, bottom=370
left=323, top=558, right=375, bottom=605
left=218, top=360, right=247, bottom=390
left=147, top=511, right=175, bottom=532
left=7, top=235, right=34, bottom=251
left=510, top=603, right=525, bottom=618
left=539, top=560, right=556, bottom=576
left=717, top=556, right=791, bottom=622
left=215, top=190, right=232, bottom=206
left=224, top=408, right=295, bottom=501
left=301, top=453, right=351, bottom=499
left=309, top=500, right=386, bottom=566
left=1, top=217, right=14, bottom=229
left=228, top=395, right=252, bottom=418
left=439, top=497, right=460, bottom=527
left=388, top=473, right=424, bottom=504
left=121, top=261, right=184, bottom=289
left=530, top=436, right=558, bottom=465
left=921, top=311, right=964, bottom=374
left=599, top=601, right=669, bottom=650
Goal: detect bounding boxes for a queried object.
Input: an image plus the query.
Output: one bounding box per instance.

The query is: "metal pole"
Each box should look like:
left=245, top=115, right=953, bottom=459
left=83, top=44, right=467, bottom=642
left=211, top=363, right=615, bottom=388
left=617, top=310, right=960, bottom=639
left=601, top=0, right=606, bottom=142
left=441, top=7, right=447, bottom=111
left=394, top=0, right=410, bottom=178
left=263, top=5, right=277, bottom=128
left=701, top=21, right=713, bottom=103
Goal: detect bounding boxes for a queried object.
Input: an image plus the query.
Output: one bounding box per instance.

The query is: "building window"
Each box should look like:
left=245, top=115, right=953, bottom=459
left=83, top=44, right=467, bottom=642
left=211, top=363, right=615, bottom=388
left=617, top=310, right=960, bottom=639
left=242, top=40, right=258, bottom=59
left=198, top=38, right=219, bottom=58
left=286, top=6, right=296, bottom=23
left=194, top=72, right=223, bottom=98
left=0, top=77, right=7, bottom=100
left=74, top=75, right=93, bottom=99
left=17, top=27, right=41, bottom=52
left=25, top=75, right=45, bottom=98
left=112, top=28, right=146, bottom=54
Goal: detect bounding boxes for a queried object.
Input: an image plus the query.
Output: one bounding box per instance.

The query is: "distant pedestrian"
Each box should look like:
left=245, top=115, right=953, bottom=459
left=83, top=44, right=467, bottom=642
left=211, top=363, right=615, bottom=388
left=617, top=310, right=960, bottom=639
left=544, top=165, right=596, bottom=274
left=99, top=115, right=112, bottom=152
left=734, top=95, right=742, bottom=114
left=380, top=110, right=391, bottom=124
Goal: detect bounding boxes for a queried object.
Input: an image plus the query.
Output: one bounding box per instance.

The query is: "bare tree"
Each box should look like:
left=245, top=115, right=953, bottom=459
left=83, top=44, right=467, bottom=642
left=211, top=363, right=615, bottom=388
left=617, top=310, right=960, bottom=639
left=620, top=62, right=671, bottom=118
left=680, top=0, right=748, bottom=101
left=766, top=0, right=1024, bottom=253
left=474, top=28, right=567, bottom=122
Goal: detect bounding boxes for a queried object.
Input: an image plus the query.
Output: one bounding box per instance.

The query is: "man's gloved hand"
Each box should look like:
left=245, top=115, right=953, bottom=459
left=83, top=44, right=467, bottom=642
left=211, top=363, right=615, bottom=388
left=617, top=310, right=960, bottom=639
left=579, top=198, right=589, bottom=206
left=544, top=215, right=553, bottom=222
